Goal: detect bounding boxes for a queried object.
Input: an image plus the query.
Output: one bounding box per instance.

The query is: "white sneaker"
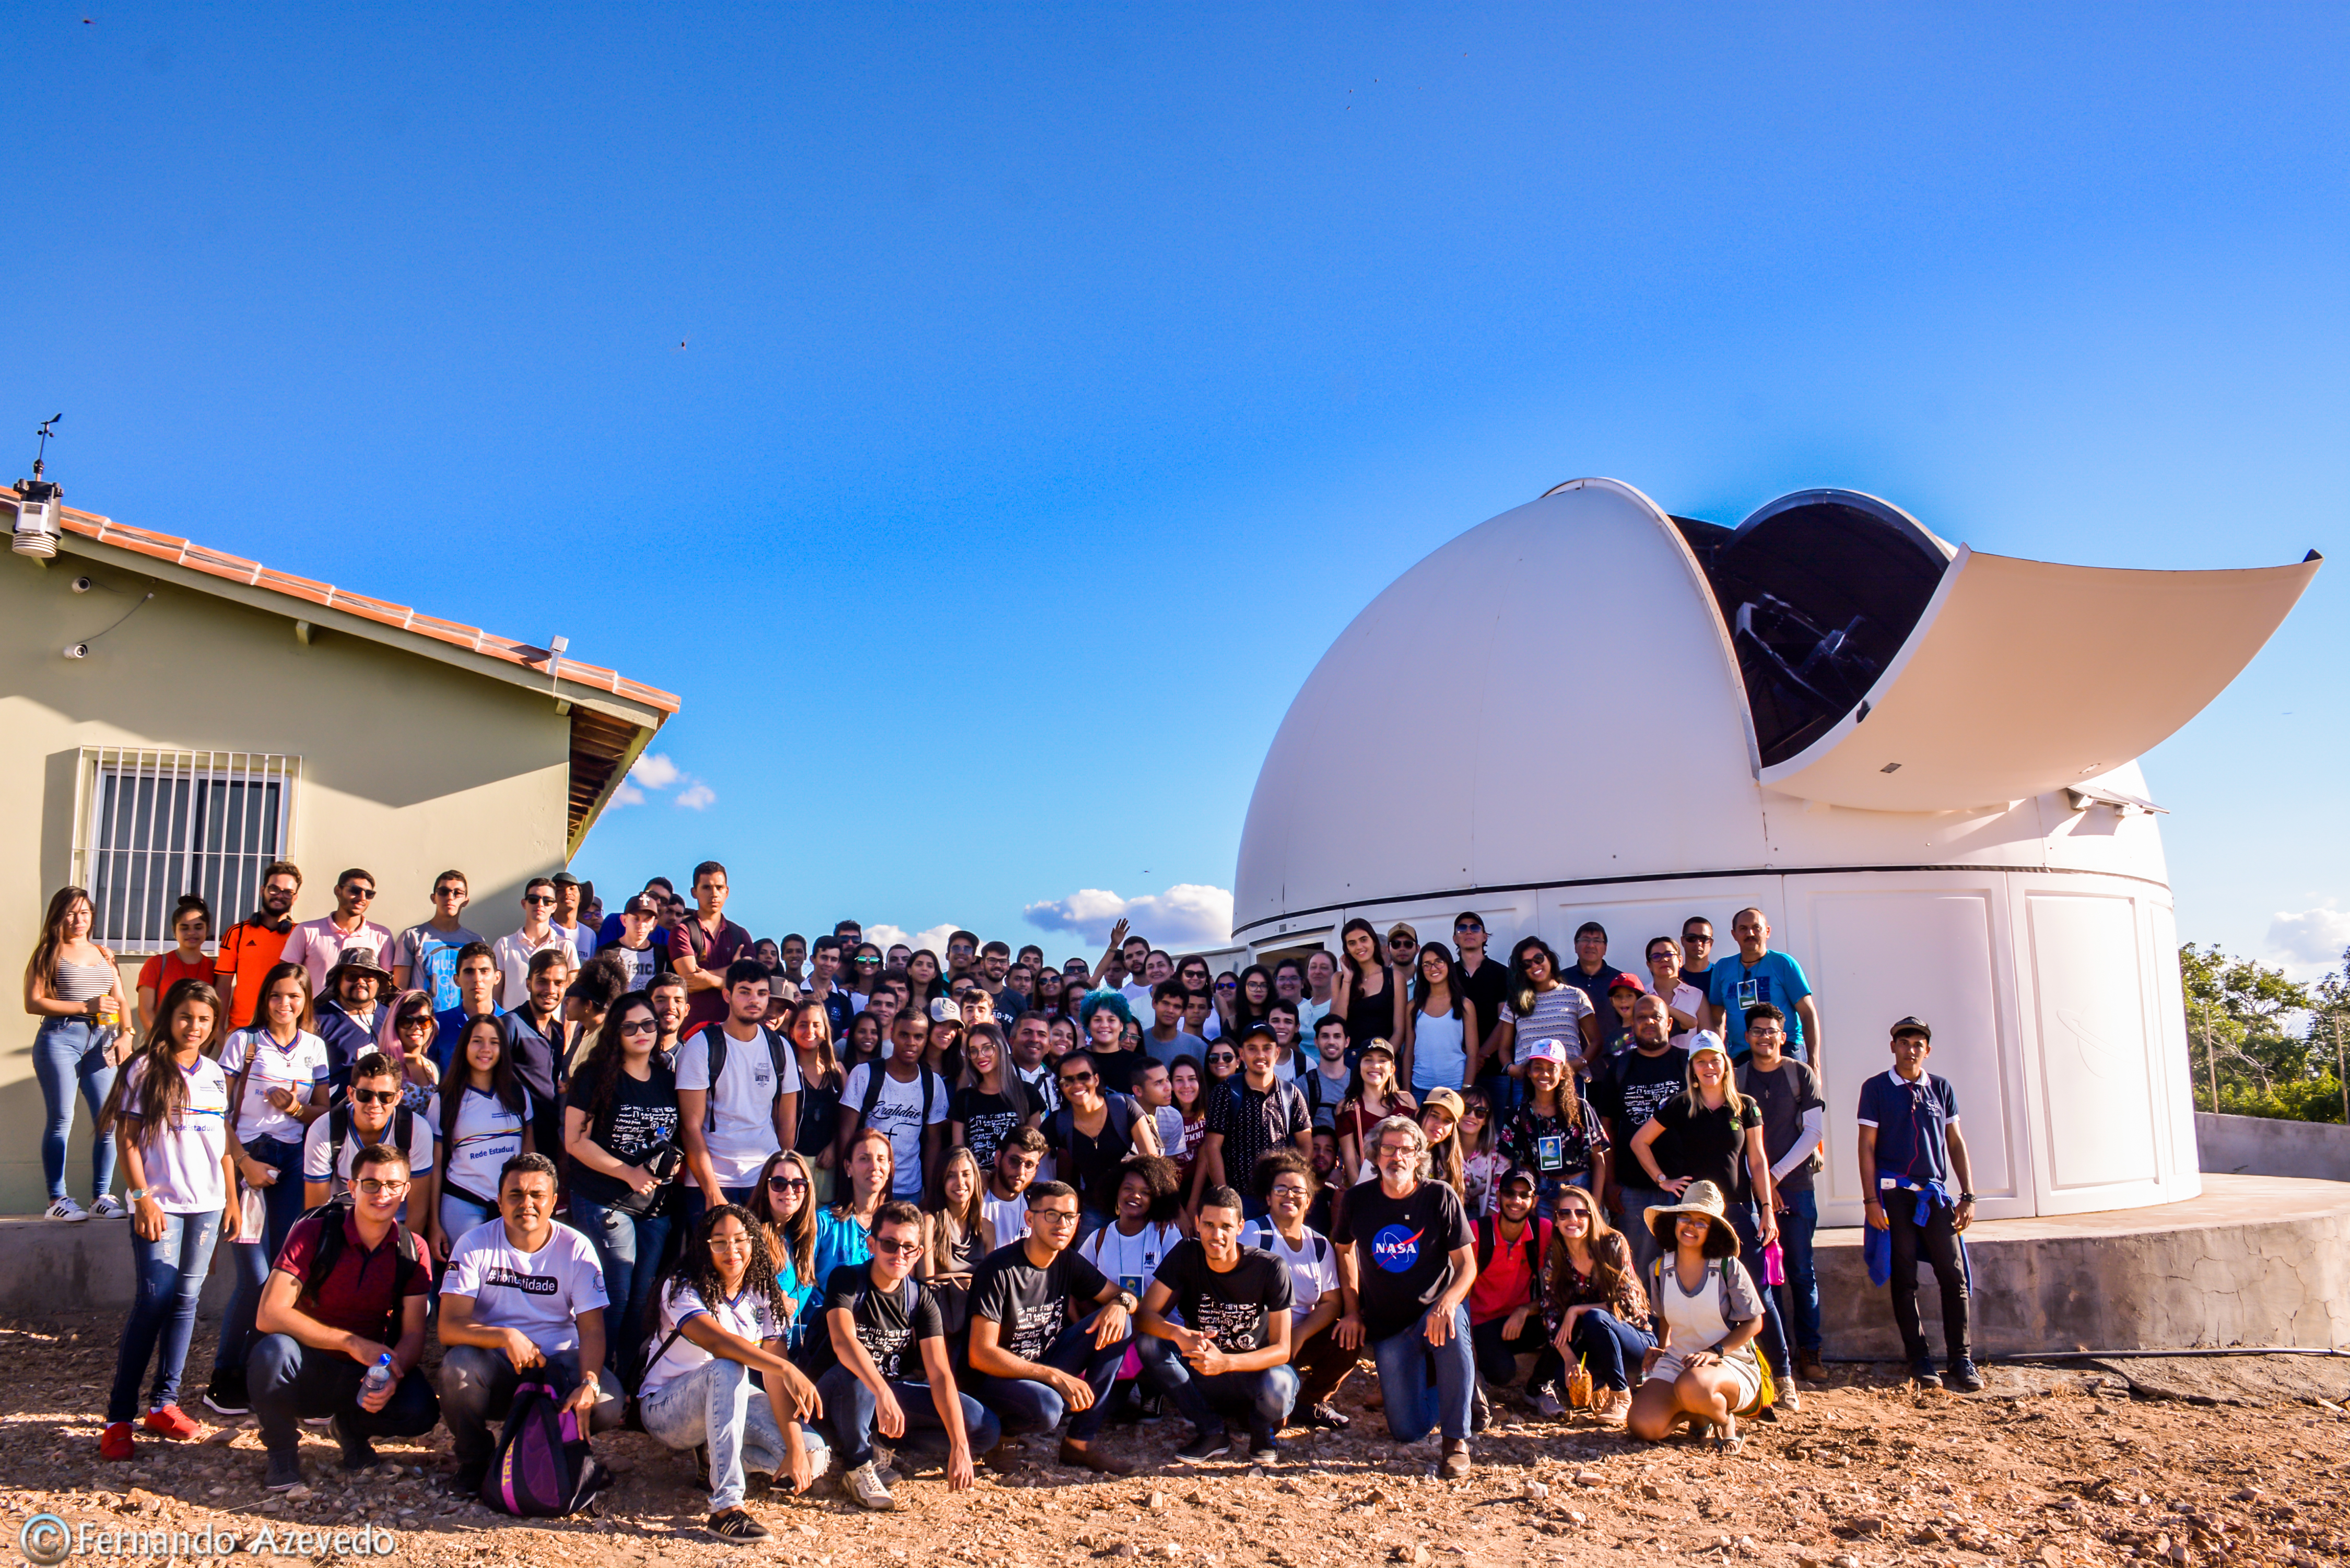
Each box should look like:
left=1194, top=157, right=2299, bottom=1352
left=844, top=1460, right=896, bottom=1512
left=90, top=1195, right=129, bottom=1219
left=45, top=1197, right=91, bottom=1223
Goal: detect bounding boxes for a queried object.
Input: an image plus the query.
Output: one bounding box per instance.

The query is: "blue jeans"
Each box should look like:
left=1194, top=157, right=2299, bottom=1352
left=1530, top=1308, right=1656, bottom=1393
left=682, top=1184, right=759, bottom=1232
left=248, top=1334, right=439, bottom=1455
left=967, top=1307, right=1131, bottom=1444
left=815, top=1362, right=1000, bottom=1471
left=108, top=1208, right=224, bottom=1421
left=640, top=1355, right=827, bottom=1512
left=569, top=1195, right=674, bottom=1387
left=213, top=1136, right=309, bottom=1378
left=1370, top=1304, right=1475, bottom=1446
left=35, top=1018, right=118, bottom=1204
left=1724, top=1200, right=1791, bottom=1378
left=1775, top=1187, right=1822, bottom=1355
left=1137, top=1336, right=1297, bottom=1441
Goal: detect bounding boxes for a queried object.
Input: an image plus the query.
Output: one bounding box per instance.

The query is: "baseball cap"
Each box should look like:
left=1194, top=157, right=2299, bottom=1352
left=1521, top=1039, right=1570, bottom=1066
left=550, top=871, right=582, bottom=888
left=1891, top=1015, right=1933, bottom=1040
left=621, top=893, right=658, bottom=916
left=931, top=996, right=964, bottom=1024
left=1607, top=970, right=1648, bottom=994
left=1386, top=922, right=1418, bottom=944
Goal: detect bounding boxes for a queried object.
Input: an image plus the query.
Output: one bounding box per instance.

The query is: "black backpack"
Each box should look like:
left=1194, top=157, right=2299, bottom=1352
left=1049, top=1092, right=1136, bottom=1157
left=694, top=1024, right=796, bottom=1131
left=296, top=1200, right=427, bottom=1323
left=853, top=1062, right=941, bottom=1135
left=321, top=1102, right=417, bottom=1186
left=1474, top=1214, right=1547, bottom=1302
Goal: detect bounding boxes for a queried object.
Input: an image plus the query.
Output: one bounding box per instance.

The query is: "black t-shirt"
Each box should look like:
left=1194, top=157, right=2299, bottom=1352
left=1737, top=1058, right=1825, bottom=1195
left=968, top=1241, right=1112, bottom=1362
left=812, top=1263, right=942, bottom=1384
left=1152, top=1240, right=1293, bottom=1353
left=1455, top=958, right=1510, bottom=1077
left=1204, top=1077, right=1311, bottom=1192
left=562, top=1060, right=680, bottom=1210
left=1594, top=1046, right=1691, bottom=1154
left=1333, top=1178, right=1474, bottom=1341
left=950, top=1084, right=1028, bottom=1172
left=1089, top=1045, right=1142, bottom=1098
left=1650, top=1092, right=1763, bottom=1203
left=1050, top=1095, right=1139, bottom=1197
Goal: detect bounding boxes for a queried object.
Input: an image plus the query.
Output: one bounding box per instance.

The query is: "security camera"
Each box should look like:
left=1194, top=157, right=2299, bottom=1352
left=70, top=575, right=93, bottom=593
left=63, top=643, right=89, bottom=659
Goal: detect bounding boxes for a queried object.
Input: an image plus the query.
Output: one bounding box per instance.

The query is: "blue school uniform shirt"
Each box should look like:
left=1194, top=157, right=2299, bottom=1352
left=1707, top=951, right=1814, bottom=1058
left=1855, top=1069, right=1960, bottom=1186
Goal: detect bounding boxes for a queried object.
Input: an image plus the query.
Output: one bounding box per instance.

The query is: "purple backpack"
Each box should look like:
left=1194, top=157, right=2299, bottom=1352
left=480, top=1382, right=613, bottom=1517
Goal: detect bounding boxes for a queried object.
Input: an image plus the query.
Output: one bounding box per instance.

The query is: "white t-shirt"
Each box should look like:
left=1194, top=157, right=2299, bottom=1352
left=676, top=1025, right=804, bottom=1188
left=443, top=1217, right=609, bottom=1357
left=1501, top=985, right=1594, bottom=1064
left=218, top=1028, right=332, bottom=1145
left=1081, top=1220, right=1183, bottom=1301
left=301, top=1105, right=437, bottom=1193
left=640, top=1279, right=783, bottom=1398
left=123, top=1055, right=232, bottom=1213
left=604, top=941, right=661, bottom=992
left=981, top=1189, right=1029, bottom=1248
left=840, top=1065, right=947, bottom=1198
left=1240, top=1221, right=1337, bottom=1328
left=491, top=927, right=578, bottom=1009
left=1119, top=983, right=1154, bottom=1020
left=426, top=1084, right=535, bottom=1204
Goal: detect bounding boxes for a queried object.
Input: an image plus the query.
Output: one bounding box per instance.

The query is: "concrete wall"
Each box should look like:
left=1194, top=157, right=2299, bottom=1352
left=3, top=550, right=574, bottom=1214
left=2196, top=1112, right=2350, bottom=1183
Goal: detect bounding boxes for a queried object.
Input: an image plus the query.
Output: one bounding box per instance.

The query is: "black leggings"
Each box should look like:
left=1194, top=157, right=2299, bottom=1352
left=1887, top=1196, right=1969, bottom=1362
left=1470, top=1316, right=1548, bottom=1387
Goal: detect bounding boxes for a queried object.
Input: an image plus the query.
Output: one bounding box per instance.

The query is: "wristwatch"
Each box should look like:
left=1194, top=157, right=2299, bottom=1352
left=1114, top=1291, right=1139, bottom=1314
left=124, top=1187, right=149, bottom=1203
left=1959, top=1192, right=1977, bottom=1204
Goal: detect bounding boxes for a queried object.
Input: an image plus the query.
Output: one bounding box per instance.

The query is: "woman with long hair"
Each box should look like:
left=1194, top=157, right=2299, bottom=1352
left=1499, top=1039, right=1608, bottom=1217
left=1206, top=970, right=1239, bottom=1041
left=812, top=1125, right=893, bottom=1290
left=96, top=978, right=239, bottom=1459
left=385, top=989, right=441, bottom=1105
left=1529, top=1185, right=1654, bottom=1424
left=905, top=949, right=947, bottom=1016
left=1418, top=1086, right=1470, bottom=1197
left=639, top=1204, right=828, bottom=1534
left=746, top=1149, right=820, bottom=1353
left=846, top=942, right=886, bottom=1004
left=783, top=1000, right=845, bottom=1205
left=563, top=989, right=680, bottom=1389
left=427, top=1014, right=534, bottom=1262
left=1228, top=964, right=1275, bottom=1042
left=1399, top=940, right=1479, bottom=1101
left=1486, top=936, right=1594, bottom=1097
left=1167, top=1056, right=1209, bottom=1184
left=919, top=1145, right=989, bottom=1349
left=1335, top=1041, right=1417, bottom=1187
left=838, top=1008, right=885, bottom=1078
left=133, top=895, right=213, bottom=1041
left=1331, top=920, right=1406, bottom=1066
left=1458, top=1087, right=1503, bottom=1218
left=1641, top=936, right=1708, bottom=1041
left=1626, top=1182, right=1767, bottom=1452
left=1033, top=966, right=1065, bottom=1017
left=203, top=961, right=330, bottom=1416
left=24, top=885, right=133, bottom=1221
left=948, top=1023, right=1037, bottom=1174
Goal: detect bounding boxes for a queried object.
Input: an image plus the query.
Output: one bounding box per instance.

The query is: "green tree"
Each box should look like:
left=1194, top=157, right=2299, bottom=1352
left=2178, top=943, right=2319, bottom=1113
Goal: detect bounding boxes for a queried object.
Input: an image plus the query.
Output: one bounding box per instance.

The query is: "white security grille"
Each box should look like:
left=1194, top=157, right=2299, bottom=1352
left=72, top=748, right=301, bottom=953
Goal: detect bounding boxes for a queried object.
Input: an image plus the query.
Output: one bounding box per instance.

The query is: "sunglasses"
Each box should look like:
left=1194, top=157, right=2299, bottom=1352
left=620, top=1018, right=659, bottom=1035
left=767, top=1174, right=810, bottom=1193
left=1207, top=1054, right=1237, bottom=1066
left=1557, top=1206, right=1594, bottom=1221
left=345, top=887, right=377, bottom=900
left=434, top=886, right=466, bottom=899
left=873, top=1238, right=925, bottom=1257
left=1454, top=922, right=1483, bottom=933
left=523, top=895, right=555, bottom=906
left=1389, top=937, right=1414, bottom=948
left=855, top=957, right=881, bottom=966
left=1059, top=1071, right=1097, bottom=1087
left=351, top=1088, right=400, bottom=1105
left=1214, top=980, right=1237, bottom=992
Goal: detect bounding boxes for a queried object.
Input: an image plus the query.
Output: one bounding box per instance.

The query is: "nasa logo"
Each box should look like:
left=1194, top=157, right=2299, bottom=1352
left=1370, top=1223, right=1423, bottom=1274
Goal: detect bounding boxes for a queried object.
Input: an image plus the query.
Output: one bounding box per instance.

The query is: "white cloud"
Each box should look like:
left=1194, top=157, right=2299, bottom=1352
left=2268, top=907, right=2350, bottom=969
left=866, top=923, right=964, bottom=958
left=674, top=782, right=717, bottom=811
left=629, top=753, right=683, bottom=789
left=1023, top=883, right=1234, bottom=948
left=608, top=782, right=647, bottom=808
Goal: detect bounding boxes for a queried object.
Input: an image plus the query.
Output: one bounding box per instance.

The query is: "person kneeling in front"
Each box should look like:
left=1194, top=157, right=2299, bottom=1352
left=1626, top=1181, right=1768, bottom=1453
left=249, top=1145, right=439, bottom=1490
left=965, top=1180, right=1139, bottom=1476
left=436, top=1153, right=624, bottom=1495
left=811, top=1200, right=997, bottom=1511
left=1139, top=1183, right=1297, bottom=1465
left=639, top=1204, right=831, bottom=1541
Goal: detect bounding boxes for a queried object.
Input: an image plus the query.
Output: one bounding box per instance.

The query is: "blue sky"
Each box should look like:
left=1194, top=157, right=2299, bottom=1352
left=14, top=4, right=2347, bottom=973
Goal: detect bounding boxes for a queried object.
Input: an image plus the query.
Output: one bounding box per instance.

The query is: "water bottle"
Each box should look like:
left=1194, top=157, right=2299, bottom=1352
left=359, top=1353, right=393, bottom=1406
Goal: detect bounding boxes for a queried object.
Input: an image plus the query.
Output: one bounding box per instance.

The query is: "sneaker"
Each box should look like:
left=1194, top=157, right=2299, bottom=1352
left=202, top=1370, right=249, bottom=1417
left=99, top=1421, right=136, bottom=1461
left=45, top=1197, right=90, bottom=1223
left=451, top=1461, right=488, bottom=1498
left=264, top=1449, right=303, bottom=1492
left=1248, top=1434, right=1280, bottom=1467
left=1945, top=1357, right=1985, bottom=1394
left=1531, top=1392, right=1566, bottom=1420
left=91, top=1194, right=130, bottom=1219
left=1909, top=1358, right=1943, bottom=1390
left=705, top=1507, right=771, bottom=1541
left=844, top=1460, right=896, bottom=1512
left=1057, top=1439, right=1136, bottom=1476
left=1304, top=1401, right=1350, bottom=1431
left=1176, top=1426, right=1231, bottom=1463
left=332, top=1414, right=379, bottom=1471
left=1438, top=1440, right=1472, bottom=1482
left=143, top=1405, right=199, bottom=1441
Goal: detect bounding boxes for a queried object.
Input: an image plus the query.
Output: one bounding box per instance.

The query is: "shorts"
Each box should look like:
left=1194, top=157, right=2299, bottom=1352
left=1645, top=1347, right=1762, bottom=1412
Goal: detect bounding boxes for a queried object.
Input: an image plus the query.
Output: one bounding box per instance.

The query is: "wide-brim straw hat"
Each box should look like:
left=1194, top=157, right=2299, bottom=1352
left=1646, top=1178, right=1740, bottom=1254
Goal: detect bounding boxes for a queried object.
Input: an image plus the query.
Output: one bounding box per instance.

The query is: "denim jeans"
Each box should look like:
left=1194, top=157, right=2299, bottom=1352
left=967, top=1306, right=1132, bottom=1444
left=35, top=1018, right=118, bottom=1204
left=639, top=1355, right=827, bottom=1512
left=1137, top=1336, right=1298, bottom=1441
left=681, top=1184, right=759, bottom=1232
left=814, top=1362, right=1000, bottom=1471
left=213, top=1136, right=308, bottom=1378
left=1724, top=1200, right=1790, bottom=1378
left=569, top=1195, right=674, bottom=1387
left=1529, top=1308, right=1656, bottom=1394
left=438, top=1344, right=625, bottom=1468
left=248, top=1334, right=440, bottom=1455
left=108, top=1208, right=224, bottom=1421
left=1369, top=1304, right=1475, bottom=1445
left=1775, top=1187, right=1822, bottom=1355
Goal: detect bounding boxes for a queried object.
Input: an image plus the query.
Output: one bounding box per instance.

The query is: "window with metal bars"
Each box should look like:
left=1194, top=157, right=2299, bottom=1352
left=72, top=749, right=301, bottom=953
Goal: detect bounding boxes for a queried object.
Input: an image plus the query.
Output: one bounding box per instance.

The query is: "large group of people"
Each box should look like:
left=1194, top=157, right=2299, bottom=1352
left=23, top=865, right=1985, bottom=1537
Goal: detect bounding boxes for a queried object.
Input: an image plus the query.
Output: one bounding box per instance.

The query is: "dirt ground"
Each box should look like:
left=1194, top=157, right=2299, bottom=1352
left=5, top=1314, right=2347, bottom=1568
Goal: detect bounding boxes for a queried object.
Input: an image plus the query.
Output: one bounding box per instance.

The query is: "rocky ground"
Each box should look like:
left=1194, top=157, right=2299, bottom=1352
left=4, top=1313, right=2347, bottom=1568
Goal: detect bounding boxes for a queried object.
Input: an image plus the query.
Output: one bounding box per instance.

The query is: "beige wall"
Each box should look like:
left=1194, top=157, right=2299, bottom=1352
left=3, top=551, right=574, bottom=1213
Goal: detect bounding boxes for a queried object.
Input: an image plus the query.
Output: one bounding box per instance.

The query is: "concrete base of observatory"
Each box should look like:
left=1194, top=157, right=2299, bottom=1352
left=1811, top=1173, right=2350, bottom=1358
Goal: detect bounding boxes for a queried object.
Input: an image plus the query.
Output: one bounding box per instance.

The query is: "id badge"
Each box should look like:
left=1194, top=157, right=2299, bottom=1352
left=1536, top=1133, right=1565, bottom=1171
left=1120, top=1274, right=1144, bottom=1298
left=1736, top=978, right=1760, bottom=1010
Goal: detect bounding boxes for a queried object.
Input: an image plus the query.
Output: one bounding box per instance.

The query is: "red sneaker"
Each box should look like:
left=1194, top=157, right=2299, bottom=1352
left=144, top=1405, right=200, bottom=1441
left=99, top=1422, right=135, bottom=1461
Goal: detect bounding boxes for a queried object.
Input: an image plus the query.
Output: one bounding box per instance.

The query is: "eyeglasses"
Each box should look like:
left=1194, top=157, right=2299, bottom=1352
left=620, top=1018, right=659, bottom=1035
left=767, top=1174, right=810, bottom=1193
left=873, top=1238, right=925, bottom=1257
left=1269, top=1185, right=1311, bottom=1200
left=1031, top=1208, right=1080, bottom=1226
left=351, top=1088, right=399, bottom=1105
left=356, top=1177, right=409, bottom=1196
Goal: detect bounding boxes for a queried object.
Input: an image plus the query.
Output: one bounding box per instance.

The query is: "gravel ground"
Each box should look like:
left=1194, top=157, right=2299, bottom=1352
left=5, top=1314, right=2347, bottom=1568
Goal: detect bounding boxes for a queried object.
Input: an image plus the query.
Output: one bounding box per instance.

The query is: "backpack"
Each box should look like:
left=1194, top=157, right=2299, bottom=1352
left=1049, top=1092, right=1135, bottom=1158
left=322, top=1102, right=417, bottom=1187
left=295, top=1200, right=427, bottom=1331
left=1474, top=1215, right=1548, bottom=1301
left=695, top=1024, right=796, bottom=1131
left=480, top=1379, right=614, bottom=1517
left=1647, top=1255, right=1775, bottom=1415
left=853, top=1063, right=941, bottom=1137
